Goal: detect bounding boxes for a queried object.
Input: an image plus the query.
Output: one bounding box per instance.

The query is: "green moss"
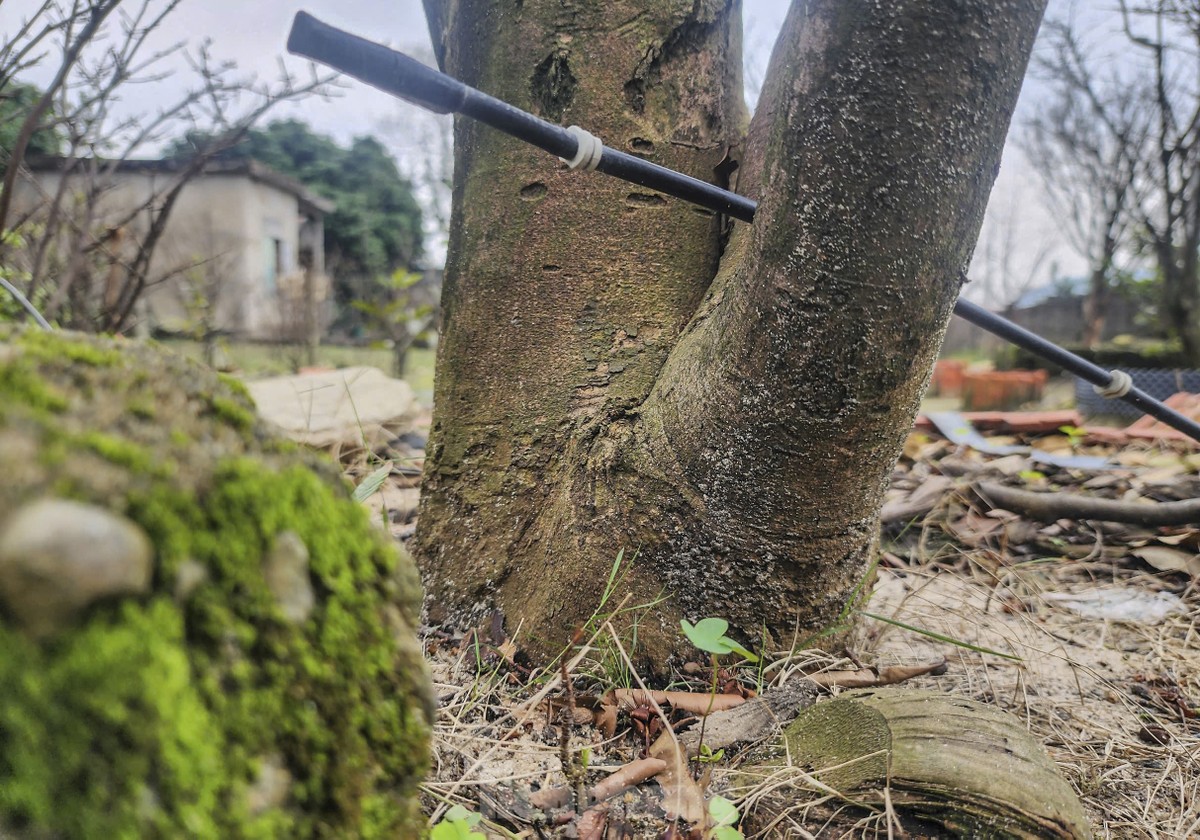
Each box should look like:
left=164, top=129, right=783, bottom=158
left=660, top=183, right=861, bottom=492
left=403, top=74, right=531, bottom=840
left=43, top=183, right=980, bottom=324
left=127, top=398, right=157, bottom=420
left=0, top=600, right=224, bottom=839
left=75, top=431, right=162, bottom=475
left=0, top=363, right=69, bottom=413
left=15, top=328, right=123, bottom=367
left=217, top=372, right=252, bottom=400
left=0, top=329, right=432, bottom=839
left=207, top=395, right=255, bottom=431
left=118, top=461, right=426, bottom=837
left=267, top=438, right=300, bottom=455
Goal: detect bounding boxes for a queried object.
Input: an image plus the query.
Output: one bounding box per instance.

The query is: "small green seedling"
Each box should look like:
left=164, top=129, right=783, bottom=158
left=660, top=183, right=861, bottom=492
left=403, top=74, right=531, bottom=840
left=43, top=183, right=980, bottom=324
left=707, top=795, right=744, bottom=840
left=1059, top=424, right=1087, bottom=448
left=681, top=618, right=757, bottom=777
left=680, top=618, right=758, bottom=663
left=431, top=804, right=486, bottom=840
left=1018, top=468, right=1046, bottom=482
left=698, top=743, right=725, bottom=763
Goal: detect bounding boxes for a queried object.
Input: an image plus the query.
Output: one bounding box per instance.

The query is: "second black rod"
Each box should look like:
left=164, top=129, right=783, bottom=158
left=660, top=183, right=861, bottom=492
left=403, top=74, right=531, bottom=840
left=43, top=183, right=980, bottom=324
left=287, top=11, right=1200, bottom=444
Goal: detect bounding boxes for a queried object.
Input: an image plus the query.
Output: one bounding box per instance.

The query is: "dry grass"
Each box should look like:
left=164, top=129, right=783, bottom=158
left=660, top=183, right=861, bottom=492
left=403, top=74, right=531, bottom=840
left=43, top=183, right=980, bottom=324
left=414, top=541, right=1198, bottom=839
left=861, top=553, right=1200, bottom=840
left=320, top=400, right=1199, bottom=838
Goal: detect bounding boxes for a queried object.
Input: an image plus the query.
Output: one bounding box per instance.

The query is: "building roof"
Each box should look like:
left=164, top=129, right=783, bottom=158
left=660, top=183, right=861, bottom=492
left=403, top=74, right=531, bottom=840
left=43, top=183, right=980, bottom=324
left=23, top=155, right=335, bottom=216
left=1010, top=276, right=1089, bottom=310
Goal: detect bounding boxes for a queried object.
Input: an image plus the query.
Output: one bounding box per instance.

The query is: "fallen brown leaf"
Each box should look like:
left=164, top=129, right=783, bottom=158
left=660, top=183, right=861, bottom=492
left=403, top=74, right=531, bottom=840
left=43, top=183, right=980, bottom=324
left=576, top=805, right=608, bottom=839
left=1155, top=531, right=1199, bottom=546
left=880, top=475, right=955, bottom=525
left=948, top=510, right=1005, bottom=545
left=806, top=658, right=947, bottom=689
left=1131, top=545, right=1200, bottom=577
left=594, top=703, right=618, bottom=740
left=590, top=757, right=669, bottom=803
left=648, top=732, right=706, bottom=824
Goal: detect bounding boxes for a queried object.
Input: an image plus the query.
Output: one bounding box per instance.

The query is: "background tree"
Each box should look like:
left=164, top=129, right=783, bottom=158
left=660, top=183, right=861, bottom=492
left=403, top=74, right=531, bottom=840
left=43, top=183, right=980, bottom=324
left=415, top=0, right=1047, bottom=663
left=0, top=0, right=327, bottom=332
left=377, top=47, right=454, bottom=264
left=170, top=120, right=425, bottom=334
left=352, top=268, right=437, bottom=376
left=1028, top=1, right=1200, bottom=362
left=969, top=183, right=1059, bottom=312
left=1023, top=14, right=1150, bottom=348
left=0, top=83, right=62, bottom=158
left=0, top=0, right=123, bottom=235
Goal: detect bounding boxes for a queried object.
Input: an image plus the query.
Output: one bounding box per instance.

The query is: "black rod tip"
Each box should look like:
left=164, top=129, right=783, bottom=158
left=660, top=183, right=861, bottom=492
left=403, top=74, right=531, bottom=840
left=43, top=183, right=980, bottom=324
left=286, top=11, right=319, bottom=57
left=286, top=10, right=465, bottom=115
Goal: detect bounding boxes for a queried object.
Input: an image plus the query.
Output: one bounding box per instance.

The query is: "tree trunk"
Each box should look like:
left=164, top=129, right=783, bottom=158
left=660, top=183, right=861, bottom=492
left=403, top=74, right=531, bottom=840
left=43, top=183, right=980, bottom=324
left=417, top=0, right=1047, bottom=663
left=1159, top=242, right=1200, bottom=365
left=1082, top=261, right=1110, bottom=348
left=393, top=333, right=412, bottom=378
left=1083, top=226, right=1120, bottom=349
left=1179, top=245, right=1200, bottom=365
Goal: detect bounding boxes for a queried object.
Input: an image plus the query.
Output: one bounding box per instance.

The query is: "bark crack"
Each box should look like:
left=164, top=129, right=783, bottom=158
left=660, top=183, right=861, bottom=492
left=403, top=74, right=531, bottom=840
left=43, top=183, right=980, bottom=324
left=530, top=49, right=577, bottom=121
left=623, top=13, right=723, bottom=115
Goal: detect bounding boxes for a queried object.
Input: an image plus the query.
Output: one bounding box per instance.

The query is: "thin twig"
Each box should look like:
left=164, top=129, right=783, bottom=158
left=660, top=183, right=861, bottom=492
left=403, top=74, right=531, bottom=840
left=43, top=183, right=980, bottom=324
left=427, top=594, right=632, bottom=824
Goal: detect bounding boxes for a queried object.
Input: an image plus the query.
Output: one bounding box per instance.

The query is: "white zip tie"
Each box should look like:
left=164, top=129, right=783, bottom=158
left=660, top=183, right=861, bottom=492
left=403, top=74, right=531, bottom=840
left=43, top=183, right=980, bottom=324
left=561, top=125, right=604, bottom=171
left=1094, top=369, right=1133, bottom=399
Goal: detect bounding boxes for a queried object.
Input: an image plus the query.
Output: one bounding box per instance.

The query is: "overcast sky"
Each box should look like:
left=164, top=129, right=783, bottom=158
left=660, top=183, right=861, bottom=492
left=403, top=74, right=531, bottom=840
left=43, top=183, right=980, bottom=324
left=1, top=0, right=1115, bottom=301
left=0, top=1, right=788, bottom=147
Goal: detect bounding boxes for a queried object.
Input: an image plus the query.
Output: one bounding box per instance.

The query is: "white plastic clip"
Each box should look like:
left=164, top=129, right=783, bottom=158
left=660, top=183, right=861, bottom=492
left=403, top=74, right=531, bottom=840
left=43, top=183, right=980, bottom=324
left=561, top=125, right=604, bottom=171
left=1094, top=369, right=1133, bottom=399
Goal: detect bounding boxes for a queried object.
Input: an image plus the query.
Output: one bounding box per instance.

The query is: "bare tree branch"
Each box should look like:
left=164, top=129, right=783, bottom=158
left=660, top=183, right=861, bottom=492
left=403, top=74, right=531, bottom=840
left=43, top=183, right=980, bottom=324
left=2, top=0, right=334, bottom=332
left=1026, top=2, right=1200, bottom=356
left=0, top=0, right=122, bottom=236
left=0, top=0, right=67, bottom=90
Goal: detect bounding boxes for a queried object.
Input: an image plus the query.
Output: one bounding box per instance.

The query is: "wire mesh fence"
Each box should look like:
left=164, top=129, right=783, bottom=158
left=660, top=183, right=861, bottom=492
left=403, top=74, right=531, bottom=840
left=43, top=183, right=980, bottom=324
left=1075, top=368, right=1200, bottom=419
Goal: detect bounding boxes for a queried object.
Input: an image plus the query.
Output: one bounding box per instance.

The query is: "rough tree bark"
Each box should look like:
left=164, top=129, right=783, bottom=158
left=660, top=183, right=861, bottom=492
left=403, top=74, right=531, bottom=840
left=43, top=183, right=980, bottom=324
left=417, top=0, right=1047, bottom=663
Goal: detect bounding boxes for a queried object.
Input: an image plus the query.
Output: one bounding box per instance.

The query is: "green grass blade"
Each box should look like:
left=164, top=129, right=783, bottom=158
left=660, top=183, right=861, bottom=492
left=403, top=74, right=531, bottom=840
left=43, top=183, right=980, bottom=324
left=859, top=611, right=1023, bottom=662
left=353, top=462, right=392, bottom=502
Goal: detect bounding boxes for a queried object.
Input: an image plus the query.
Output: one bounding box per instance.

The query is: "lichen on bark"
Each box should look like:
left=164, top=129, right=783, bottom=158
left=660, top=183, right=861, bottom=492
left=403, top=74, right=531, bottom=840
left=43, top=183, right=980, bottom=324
left=0, top=326, right=432, bottom=838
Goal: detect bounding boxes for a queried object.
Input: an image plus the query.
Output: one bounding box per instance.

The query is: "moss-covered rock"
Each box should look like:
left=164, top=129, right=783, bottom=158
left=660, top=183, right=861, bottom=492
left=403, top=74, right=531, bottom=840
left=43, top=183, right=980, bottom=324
left=0, top=327, right=433, bottom=839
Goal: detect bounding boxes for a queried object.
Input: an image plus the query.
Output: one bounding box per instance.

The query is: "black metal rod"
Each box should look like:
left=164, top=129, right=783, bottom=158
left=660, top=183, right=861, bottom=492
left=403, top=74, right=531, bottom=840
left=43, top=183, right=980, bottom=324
left=954, top=300, right=1200, bottom=441
left=287, top=11, right=757, bottom=221
left=288, top=11, right=1200, bottom=445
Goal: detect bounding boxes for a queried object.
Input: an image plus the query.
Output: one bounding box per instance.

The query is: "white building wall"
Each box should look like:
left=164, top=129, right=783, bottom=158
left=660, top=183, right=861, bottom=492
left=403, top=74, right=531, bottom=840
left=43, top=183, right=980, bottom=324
left=13, top=167, right=316, bottom=340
